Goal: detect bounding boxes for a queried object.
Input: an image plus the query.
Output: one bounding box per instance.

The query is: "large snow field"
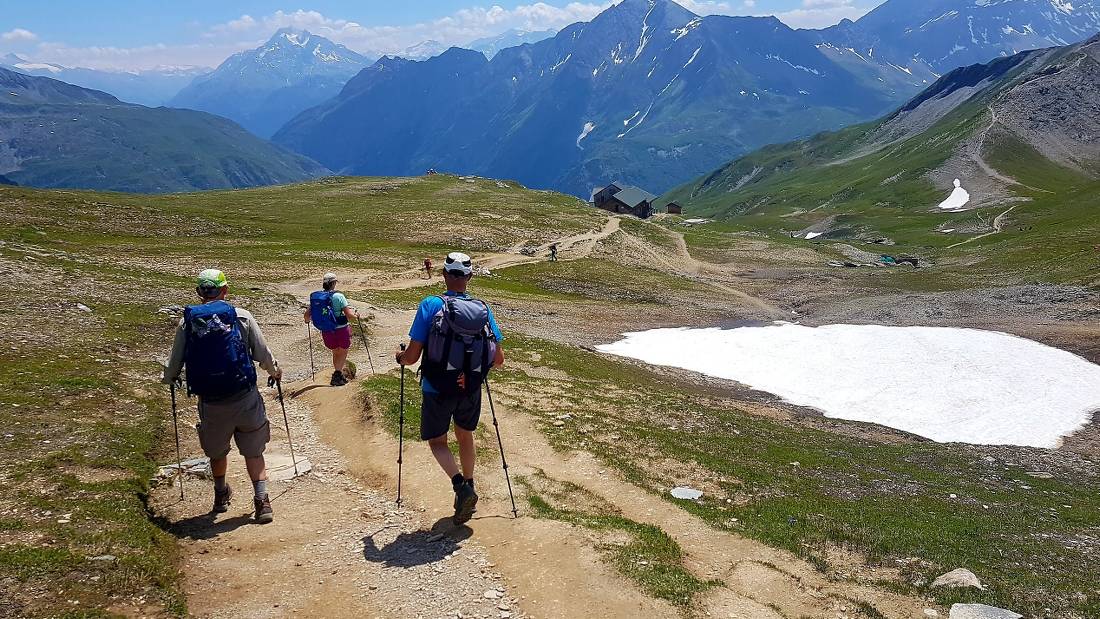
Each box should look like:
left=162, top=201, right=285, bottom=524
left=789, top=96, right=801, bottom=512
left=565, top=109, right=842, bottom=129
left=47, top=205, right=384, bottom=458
left=597, top=323, right=1100, bottom=448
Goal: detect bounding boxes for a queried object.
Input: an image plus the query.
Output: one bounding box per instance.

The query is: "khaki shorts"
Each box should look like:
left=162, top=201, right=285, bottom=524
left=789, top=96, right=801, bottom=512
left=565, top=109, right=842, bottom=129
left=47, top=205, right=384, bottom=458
left=196, top=387, right=270, bottom=459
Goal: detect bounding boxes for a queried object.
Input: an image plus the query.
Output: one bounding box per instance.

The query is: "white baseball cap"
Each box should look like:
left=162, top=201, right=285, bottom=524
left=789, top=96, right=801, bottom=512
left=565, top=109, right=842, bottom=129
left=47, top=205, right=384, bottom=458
left=323, top=272, right=338, bottom=284
left=443, top=252, right=473, bottom=276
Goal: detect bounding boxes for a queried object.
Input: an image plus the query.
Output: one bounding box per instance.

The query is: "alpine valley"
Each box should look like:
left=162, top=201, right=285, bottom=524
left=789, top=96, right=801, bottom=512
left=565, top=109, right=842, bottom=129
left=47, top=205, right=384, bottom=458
left=0, top=67, right=327, bottom=193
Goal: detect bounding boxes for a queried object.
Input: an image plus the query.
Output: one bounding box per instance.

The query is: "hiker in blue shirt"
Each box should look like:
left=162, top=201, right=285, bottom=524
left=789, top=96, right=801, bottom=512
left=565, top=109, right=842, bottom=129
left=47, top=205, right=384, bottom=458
left=396, top=251, right=505, bottom=524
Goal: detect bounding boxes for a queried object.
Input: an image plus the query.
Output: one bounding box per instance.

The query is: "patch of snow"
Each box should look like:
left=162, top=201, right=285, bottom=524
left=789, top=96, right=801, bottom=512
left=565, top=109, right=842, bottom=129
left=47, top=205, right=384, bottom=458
left=671, top=18, right=702, bottom=41
left=805, top=232, right=823, bottom=240
left=684, top=47, right=702, bottom=69
left=576, top=122, right=596, bottom=149
left=610, top=43, right=625, bottom=65
left=549, top=53, right=572, bottom=72
left=765, top=54, right=822, bottom=75
left=313, top=45, right=339, bottom=62
left=938, top=179, right=971, bottom=210
left=845, top=47, right=869, bottom=62
left=670, top=487, right=703, bottom=500
left=14, top=62, right=62, bottom=73
left=283, top=32, right=306, bottom=46
left=887, top=61, right=913, bottom=75
left=919, top=10, right=959, bottom=31
left=634, top=1, right=658, bottom=62
left=683, top=218, right=709, bottom=224
left=1051, top=0, right=1074, bottom=15
left=624, top=110, right=641, bottom=126
left=598, top=324, right=1100, bottom=448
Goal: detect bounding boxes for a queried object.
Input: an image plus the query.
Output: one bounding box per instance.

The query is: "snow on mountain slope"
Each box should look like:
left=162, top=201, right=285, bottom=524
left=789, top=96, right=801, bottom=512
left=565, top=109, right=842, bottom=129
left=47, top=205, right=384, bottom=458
left=170, top=28, right=372, bottom=137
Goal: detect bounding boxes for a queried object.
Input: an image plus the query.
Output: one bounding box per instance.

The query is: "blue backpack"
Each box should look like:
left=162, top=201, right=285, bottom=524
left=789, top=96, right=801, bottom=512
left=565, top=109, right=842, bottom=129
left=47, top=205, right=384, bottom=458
left=422, top=296, right=498, bottom=397
left=310, top=290, right=347, bottom=332
left=183, top=301, right=257, bottom=399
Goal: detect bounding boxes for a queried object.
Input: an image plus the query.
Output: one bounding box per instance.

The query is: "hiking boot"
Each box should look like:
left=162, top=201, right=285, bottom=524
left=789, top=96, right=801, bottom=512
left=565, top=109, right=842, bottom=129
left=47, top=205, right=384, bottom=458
left=453, top=481, right=478, bottom=525
left=330, top=370, right=348, bottom=387
left=212, top=483, right=233, bottom=513
left=254, top=494, right=274, bottom=524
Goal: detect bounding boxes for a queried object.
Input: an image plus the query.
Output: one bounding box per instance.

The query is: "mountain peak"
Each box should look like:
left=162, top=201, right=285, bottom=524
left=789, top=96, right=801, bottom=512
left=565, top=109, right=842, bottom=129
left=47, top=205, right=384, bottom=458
left=271, top=28, right=314, bottom=47
left=2, top=53, right=30, bottom=64
left=596, top=0, right=698, bottom=32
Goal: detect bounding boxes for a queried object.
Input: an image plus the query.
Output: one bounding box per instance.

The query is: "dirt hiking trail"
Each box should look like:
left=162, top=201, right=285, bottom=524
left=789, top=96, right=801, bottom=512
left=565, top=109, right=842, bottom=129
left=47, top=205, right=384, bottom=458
left=282, top=217, right=622, bottom=296
left=154, top=221, right=934, bottom=618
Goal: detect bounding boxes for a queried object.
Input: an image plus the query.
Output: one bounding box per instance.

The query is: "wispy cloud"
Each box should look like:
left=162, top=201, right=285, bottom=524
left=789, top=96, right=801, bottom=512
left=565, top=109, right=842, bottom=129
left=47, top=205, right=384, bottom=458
left=678, top=0, right=868, bottom=29
left=1, top=28, right=38, bottom=43
left=1, top=2, right=871, bottom=71
left=203, top=4, right=612, bottom=56
left=777, top=0, right=867, bottom=29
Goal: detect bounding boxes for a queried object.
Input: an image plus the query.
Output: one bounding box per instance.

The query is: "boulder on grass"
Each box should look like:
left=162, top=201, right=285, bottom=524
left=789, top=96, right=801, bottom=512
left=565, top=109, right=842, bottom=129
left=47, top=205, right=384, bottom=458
left=931, top=568, right=984, bottom=590
left=949, top=603, right=1022, bottom=619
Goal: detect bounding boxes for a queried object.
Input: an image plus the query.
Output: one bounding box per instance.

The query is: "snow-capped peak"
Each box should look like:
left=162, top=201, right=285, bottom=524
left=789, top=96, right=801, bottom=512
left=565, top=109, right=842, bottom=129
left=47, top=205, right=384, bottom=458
left=283, top=31, right=308, bottom=47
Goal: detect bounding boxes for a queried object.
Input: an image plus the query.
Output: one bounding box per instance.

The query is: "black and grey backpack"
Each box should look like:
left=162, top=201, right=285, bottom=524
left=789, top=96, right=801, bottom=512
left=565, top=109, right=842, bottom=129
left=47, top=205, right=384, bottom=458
left=422, top=296, right=498, bottom=396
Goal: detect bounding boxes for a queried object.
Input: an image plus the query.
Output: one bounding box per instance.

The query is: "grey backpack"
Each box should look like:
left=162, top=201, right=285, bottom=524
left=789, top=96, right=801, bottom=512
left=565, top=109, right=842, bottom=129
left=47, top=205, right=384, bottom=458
left=422, top=296, right=498, bottom=396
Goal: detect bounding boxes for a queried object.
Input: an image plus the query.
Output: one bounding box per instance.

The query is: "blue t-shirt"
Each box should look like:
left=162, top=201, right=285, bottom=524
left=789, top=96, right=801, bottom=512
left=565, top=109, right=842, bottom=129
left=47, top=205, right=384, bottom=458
left=410, top=292, right=503, bottom=394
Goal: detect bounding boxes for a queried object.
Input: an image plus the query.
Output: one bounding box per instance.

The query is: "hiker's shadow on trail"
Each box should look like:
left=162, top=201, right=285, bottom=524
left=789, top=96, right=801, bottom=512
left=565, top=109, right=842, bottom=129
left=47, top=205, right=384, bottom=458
left=164, top=513, right=255, bottom=541
left=361, top=518, right=472, bottom=568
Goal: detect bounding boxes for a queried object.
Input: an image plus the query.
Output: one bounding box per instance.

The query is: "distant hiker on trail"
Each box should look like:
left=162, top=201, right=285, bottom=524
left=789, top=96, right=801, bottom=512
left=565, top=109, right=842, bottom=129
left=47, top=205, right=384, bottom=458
left=162, top=269, right=282, bottom=523
left=395, top=252, right=505, bottom=524
left=304, top=272, right=358, bottom=387
left=424, top=257, right=433, bottom=279
left=549, top=243, right=559, bottom=262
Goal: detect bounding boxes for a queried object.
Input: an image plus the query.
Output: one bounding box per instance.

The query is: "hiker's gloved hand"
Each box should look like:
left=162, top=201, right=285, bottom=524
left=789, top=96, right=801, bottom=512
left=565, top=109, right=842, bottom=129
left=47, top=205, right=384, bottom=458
left=270, top=368, right=283, bottom=383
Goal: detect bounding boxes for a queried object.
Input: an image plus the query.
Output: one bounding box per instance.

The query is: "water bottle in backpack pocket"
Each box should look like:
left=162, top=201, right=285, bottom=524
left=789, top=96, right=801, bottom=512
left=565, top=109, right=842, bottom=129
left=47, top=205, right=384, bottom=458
left=183, top=301, right=257, bottom=400
left=422, top=296, right=498, bottom=397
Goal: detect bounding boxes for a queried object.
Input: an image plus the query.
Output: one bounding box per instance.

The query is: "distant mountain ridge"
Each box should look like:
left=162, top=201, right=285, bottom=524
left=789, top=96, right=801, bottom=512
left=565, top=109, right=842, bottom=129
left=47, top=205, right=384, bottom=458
left=467, top=29, right=558, bottom=58
left=274, top=0, right=899, bottom=196
left=170, top=29, right=372, bottom=137
left=0, top=67, right=327, bottom=193
left=0, top=54, right=209, bottom=107
left=808, top=0, right=1100, bottom=98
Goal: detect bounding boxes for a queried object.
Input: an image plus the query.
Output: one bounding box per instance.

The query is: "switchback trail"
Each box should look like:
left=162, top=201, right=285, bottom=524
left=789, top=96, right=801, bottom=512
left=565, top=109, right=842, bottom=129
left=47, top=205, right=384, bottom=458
left=282, top=216, right=622, bottom=296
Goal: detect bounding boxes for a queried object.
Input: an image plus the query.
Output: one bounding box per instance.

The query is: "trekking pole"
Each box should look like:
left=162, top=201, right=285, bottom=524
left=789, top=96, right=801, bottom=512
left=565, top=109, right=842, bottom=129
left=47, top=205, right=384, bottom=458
left=396, top=344, right=406, bottom=506
left=269, top=377, right=299, bottom=476
left=169, top=381, right=184, bottom=500
left=305, top=324, right=316, bottom=381
left=484, top=378, right=519, bottom=518
left=355, top=315, right=377, bottom=375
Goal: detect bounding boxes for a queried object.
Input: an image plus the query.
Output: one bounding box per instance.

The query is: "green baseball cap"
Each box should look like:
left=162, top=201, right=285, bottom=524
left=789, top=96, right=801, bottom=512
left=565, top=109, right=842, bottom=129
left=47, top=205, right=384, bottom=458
left=197, top=269, right=227, bottom=289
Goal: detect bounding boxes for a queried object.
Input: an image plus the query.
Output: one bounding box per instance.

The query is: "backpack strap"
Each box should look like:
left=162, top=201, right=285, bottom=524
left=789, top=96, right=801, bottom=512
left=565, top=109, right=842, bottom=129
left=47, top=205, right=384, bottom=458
left=439, top=297, right=457, bottom=374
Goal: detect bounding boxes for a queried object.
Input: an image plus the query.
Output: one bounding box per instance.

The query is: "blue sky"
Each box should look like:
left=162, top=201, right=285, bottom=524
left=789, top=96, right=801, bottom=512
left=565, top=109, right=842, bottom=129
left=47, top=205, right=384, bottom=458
left=1, top=0, right=884, bottom=70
